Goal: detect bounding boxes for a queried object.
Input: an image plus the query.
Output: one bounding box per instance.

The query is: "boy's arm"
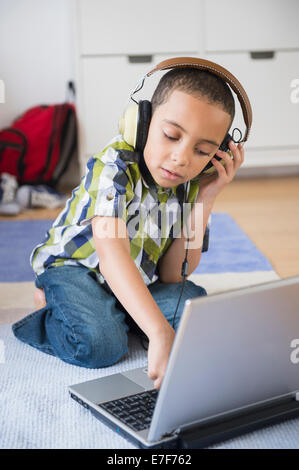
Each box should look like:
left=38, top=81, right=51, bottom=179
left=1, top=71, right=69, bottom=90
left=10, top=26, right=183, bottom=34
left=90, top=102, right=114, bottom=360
left=91, top=216, right=175, bottom=389
left=158, top=196, right=214, bottom=283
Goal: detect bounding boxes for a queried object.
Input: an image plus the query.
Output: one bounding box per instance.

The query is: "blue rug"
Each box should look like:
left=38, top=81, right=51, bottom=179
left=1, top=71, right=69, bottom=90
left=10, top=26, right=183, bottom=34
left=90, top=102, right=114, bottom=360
left=0, top=219, right=53, bottom=282
left=0, top=214, right=274, bottom=283
left=195, top=213, right=273, bottom=274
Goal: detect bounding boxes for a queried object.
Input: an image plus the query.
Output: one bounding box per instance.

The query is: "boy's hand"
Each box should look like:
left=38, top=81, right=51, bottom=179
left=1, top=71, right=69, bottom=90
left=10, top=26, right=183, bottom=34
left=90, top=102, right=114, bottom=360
left=197, top=140, right=244, bottom=203
left=147, top=323, right=176, bottom=390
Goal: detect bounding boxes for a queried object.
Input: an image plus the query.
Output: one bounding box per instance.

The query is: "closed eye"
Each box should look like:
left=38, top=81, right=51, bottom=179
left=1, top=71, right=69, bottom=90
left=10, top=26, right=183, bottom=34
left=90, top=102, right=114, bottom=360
left=163, top=132, right=177, bottom=141
left=163, top=132, right=210, bottom=156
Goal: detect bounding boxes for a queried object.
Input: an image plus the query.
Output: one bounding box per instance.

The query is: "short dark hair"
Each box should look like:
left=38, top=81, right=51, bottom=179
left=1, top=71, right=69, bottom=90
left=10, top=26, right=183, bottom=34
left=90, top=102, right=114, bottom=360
left=151, top=67, right=235, bottom=129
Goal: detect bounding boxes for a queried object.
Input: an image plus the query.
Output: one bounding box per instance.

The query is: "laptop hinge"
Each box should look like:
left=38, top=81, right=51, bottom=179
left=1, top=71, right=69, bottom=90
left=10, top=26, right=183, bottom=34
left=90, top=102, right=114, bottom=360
left=176, top=395, right=299, bottom=449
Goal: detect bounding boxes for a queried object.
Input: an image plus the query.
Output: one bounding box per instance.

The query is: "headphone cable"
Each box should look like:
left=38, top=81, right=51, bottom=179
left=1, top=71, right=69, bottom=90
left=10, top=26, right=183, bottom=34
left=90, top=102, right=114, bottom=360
left=140, top=185, right=190, bottom=350
left=171, top=186, right=189, bottom=329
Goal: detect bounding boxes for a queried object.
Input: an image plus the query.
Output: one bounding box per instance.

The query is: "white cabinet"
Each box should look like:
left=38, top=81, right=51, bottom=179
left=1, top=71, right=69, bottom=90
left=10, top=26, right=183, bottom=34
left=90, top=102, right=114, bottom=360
left=204, top=51, right=299, bottom=148
left=204, top=0, right=299, bottom=52
left=80, top=56, right=148, bottom=157
left=77, top=0, right=201, bottom=55
left=204, top=51, right=299, bottom=168
left=74, top=0, right=299, bottom=173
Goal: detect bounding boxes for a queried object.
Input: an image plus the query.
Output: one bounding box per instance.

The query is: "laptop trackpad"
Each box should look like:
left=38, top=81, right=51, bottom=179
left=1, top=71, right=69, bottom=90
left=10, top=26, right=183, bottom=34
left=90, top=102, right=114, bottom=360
left=71, top=374, right=145, bottom=405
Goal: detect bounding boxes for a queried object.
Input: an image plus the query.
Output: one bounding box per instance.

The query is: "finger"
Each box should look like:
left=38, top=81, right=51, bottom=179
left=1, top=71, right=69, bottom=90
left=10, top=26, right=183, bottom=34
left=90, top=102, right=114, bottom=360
left=238, top=142, right=245, bottom=163
left=228, top=141, right=243, bottom=168
left=214, top=152, right=235, bottom=180
left=213, top=154, right=227, bottom=167
left=211, top=157, right=228, bottom=179
left=148, top=369, right=158, bottom=381
left=154, top=378, right=161, bottom=390
left=216, top=149, right=234, bottom=165
left=215, top=151, right=234, bottom=174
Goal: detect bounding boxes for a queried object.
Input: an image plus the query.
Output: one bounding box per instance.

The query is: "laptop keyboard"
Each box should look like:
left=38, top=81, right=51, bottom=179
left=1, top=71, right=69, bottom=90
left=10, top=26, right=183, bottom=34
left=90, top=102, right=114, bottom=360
left=98, top=389, right=159, bottom=431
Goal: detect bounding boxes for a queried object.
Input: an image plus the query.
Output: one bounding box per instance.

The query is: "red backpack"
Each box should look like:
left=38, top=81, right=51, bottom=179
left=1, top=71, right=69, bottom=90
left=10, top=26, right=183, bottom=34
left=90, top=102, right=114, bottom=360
left=0, top=102, right=77, bottom=187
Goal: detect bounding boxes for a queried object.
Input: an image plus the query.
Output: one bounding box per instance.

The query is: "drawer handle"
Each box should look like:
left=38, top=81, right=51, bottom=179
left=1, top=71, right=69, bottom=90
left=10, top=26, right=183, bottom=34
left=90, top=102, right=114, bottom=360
left=128, top=55, right=153, bottom=64
left=250, top=51, right=275, bottom=60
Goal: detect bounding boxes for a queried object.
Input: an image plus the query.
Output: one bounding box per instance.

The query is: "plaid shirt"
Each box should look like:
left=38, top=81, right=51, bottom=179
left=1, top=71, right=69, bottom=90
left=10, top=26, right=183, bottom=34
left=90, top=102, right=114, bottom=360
left=31, top=134, right=200, bottom=286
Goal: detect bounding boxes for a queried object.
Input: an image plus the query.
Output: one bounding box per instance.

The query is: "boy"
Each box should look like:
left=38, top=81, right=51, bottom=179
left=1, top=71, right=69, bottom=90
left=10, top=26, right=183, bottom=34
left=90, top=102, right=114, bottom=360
left=12, top=65, right=244, bottom=390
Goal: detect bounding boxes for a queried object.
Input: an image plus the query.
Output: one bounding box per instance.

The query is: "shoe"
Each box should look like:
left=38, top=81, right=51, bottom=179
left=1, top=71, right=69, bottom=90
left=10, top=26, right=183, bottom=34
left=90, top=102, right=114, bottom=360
left=16, top=184, right=68, bottom=209
left=0, top=173, right=21, bottom=215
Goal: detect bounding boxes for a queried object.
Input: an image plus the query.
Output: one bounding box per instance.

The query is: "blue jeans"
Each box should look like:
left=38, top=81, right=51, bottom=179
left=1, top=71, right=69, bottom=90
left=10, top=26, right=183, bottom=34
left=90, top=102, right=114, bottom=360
left=12, top=265, right=207, bottom=368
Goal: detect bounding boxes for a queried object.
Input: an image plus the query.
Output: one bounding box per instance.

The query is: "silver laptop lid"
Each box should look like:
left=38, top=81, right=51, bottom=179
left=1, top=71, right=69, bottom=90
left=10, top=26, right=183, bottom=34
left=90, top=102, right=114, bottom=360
left=148, top=276, right=299, bottom=442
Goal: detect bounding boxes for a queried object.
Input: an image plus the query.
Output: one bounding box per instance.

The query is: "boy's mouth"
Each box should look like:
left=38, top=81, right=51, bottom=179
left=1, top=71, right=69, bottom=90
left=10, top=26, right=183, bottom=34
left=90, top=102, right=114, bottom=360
left=161, top=167, right=182, bottom=181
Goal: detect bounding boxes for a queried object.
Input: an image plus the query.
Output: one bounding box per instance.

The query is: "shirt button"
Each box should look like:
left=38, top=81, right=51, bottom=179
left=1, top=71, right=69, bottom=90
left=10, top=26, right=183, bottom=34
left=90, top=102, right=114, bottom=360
left=106, top=193, right=114, bottom=201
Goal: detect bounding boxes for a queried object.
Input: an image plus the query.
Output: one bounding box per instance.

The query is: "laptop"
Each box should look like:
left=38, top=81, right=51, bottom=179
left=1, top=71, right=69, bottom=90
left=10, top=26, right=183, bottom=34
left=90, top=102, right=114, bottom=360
left=69, top=276, right=299, bottom=449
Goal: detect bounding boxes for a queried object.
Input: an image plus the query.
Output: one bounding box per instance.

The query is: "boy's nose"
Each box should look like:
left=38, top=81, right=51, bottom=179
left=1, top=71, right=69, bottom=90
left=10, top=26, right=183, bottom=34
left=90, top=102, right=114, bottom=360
left=170, top=149, right=189, bottom=166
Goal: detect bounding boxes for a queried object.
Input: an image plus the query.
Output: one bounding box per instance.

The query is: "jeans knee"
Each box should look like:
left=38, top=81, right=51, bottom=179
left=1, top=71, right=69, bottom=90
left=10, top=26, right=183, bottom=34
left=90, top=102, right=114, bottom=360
left=184, top=280, right=207, bottom=299
left=64, top=326, right=129, bottom=369
left=162, top=279, right=207, bottom=299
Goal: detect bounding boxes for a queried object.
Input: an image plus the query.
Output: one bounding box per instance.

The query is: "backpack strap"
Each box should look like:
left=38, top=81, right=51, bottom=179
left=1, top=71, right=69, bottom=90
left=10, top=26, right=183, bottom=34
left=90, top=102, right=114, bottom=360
left=0, top=128, right=28, bottom=179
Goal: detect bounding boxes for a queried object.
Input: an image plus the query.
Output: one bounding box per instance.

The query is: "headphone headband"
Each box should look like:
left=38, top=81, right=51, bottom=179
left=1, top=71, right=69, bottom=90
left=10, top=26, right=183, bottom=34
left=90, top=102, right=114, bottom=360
left=132, top=56, right=253, bottom=142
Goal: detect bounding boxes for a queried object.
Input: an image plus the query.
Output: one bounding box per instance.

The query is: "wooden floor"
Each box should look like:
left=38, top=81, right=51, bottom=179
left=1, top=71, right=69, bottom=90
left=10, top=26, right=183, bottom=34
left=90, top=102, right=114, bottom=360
left=213, top=175, right=299, bottom=279
left=1, top=176, right=299, bottom=279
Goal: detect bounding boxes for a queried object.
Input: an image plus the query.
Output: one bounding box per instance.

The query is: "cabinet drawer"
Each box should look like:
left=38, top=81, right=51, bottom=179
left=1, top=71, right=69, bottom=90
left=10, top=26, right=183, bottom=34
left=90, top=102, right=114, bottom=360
left=204, top=51, right=299, bottom=149
left=77, top=0, right=201, bottom=55
left=204, top=0, right=299, bottom=52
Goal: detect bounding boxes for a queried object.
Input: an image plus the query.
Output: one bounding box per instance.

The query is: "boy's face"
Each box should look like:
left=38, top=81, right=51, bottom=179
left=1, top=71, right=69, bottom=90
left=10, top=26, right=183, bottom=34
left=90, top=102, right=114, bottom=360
left=143, top=89, right=232, bottom=188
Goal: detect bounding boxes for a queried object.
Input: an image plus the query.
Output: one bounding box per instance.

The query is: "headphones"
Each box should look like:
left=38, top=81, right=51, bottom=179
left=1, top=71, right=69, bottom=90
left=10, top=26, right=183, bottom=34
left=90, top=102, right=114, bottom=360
left=119, top=56, right=253, bottom=174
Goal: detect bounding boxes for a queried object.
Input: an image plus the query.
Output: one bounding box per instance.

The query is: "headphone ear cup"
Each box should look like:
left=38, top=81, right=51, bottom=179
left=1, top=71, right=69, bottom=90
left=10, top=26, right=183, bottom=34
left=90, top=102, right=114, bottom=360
left=202, top=132, right=233, bottom=174
left=135, top=100, right=152, bottom=153
left=119, top=104, right=139, bottom=148
left=119, top=100, right=152, bottom=151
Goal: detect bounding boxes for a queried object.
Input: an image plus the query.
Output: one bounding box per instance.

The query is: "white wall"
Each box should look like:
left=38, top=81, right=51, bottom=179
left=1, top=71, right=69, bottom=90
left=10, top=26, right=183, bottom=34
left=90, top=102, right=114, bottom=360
left=0, top=0, right=75, bottom=128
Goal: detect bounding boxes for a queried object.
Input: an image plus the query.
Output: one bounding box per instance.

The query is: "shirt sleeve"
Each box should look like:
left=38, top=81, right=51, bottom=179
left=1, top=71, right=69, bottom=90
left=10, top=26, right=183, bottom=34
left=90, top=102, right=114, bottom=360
left=78, top=147, right=134, bottom=226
